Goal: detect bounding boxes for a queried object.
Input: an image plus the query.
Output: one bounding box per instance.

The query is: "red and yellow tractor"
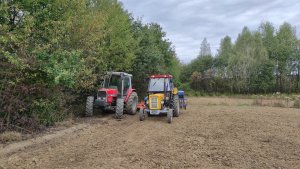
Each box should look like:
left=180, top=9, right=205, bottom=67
left=86, top=72, right=138, bottom=119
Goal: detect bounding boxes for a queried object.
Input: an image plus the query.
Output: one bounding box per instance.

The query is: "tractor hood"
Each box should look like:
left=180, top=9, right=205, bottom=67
left=98, top=88, right=118, bottom=96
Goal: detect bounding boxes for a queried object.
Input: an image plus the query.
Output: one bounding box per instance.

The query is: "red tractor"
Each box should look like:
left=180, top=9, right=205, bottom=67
left=86, top=72, right=138, bottom=119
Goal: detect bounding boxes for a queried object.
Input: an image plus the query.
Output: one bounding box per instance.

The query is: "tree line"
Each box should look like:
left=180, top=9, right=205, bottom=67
left=0, top=0, right=180, bottom=129
left=181, top=22, right=300, bottom=94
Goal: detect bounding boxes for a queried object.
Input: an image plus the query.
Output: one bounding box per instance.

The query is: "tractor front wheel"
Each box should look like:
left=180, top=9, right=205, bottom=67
left=139, top=109, right=145, bottom=121
left=85, top=96, right=94, bottom=117
left=126, top=92, right=138, bottom=115
left=167, top=109, right=173, bottom=123
left=115, top=98, right=124, bottom=119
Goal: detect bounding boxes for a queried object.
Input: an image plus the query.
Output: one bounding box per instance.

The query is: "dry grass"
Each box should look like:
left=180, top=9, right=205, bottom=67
left=0, top=131, right=22, bottom=143
left=293, top=99, right=300, bottom=108
left=252, top=97, right=296, bottom=108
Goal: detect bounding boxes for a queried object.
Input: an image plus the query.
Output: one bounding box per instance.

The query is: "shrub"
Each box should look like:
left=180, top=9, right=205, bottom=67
left=29, top=92, right=69, bottom=126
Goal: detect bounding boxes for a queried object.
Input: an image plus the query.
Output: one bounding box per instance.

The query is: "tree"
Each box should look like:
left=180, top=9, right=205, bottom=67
left=215, top=36, right=233, bottom=78
left=274, top=22, right=298, bottom=92
left=199, top=38, right=211, bottom=56
left=228, top=27, right=268, bottom=93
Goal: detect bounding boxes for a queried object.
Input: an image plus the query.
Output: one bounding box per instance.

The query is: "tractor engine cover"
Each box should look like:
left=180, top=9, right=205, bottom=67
left=95, top=88, right=118, bottom=108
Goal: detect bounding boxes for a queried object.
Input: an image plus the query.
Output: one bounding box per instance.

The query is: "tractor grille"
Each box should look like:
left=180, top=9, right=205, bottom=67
left=150, top=97, right=158, bottom=109
left=97, top=91, right=107, bottom=101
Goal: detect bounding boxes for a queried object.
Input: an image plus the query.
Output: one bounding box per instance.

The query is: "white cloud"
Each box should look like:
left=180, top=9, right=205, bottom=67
left=120, top=0, right=300, bottom=63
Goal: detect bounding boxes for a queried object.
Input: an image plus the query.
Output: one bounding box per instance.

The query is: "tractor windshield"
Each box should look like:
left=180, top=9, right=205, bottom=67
left=148, top=78, right=171, bottom=92
left=104, top=75, right=121, bottom=90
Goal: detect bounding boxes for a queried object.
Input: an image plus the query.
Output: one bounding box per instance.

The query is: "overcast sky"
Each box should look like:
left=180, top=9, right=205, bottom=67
left=119, top=0, right=300, bottom=63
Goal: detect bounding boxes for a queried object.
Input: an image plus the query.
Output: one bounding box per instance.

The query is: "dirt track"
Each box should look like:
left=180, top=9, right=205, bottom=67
left=1, top=97, right=300, bottom=169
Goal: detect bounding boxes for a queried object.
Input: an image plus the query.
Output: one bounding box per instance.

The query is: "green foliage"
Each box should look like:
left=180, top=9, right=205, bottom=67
left=37, top=51, right=83, bottom=88
left=184, top=22, right=299, bottom=94
left=0, top=0, right=181, bottom=129
left=30, top=97, right=64, bottom=126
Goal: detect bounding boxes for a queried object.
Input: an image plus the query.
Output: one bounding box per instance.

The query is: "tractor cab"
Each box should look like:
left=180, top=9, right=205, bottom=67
left=148, top=75, right=174, bottom=93
left=140, top=75, right=179, bottom=123
left=102, top=72, right=132, bottom=97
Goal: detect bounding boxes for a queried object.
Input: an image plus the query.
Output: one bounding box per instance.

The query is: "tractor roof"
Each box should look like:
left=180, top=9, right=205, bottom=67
left=107, top=72, right=132, bottom=77
left=150, top=75, right=173, bottom=78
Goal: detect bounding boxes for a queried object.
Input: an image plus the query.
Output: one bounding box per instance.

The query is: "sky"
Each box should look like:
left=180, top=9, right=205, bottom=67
left=119, top=0, right=300, bottom=63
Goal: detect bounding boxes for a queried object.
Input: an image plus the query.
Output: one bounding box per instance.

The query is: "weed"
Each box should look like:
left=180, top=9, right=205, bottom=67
left=0, top=131, right=22, bottom=143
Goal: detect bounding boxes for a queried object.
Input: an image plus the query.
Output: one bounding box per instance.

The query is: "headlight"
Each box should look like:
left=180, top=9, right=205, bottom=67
left=165, top=97, right=169, bottom=100
left=161, top=100, right=164, bottom=105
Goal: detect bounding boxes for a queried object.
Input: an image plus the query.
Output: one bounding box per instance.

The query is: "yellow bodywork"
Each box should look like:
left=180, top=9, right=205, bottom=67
left=173, top=87, right=178, bottom=95
left=149, top=93, right=164, bottom=110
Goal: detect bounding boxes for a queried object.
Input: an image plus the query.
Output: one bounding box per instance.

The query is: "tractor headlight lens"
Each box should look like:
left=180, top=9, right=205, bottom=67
left=165, top=97, right=169, bottom=100
left=161, top=100, right=164, bottom=105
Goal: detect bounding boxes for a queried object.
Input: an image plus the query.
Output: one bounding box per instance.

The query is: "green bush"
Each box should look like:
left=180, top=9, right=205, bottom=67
left=30, top=94, right=67, bottom=126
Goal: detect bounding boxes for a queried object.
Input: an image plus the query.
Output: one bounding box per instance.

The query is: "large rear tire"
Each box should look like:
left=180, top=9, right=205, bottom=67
left=85, top=96, right=94, bottom=117
left=167, top=109, right=173, bottom=123
left=126, top=92, right=138, bottom=115
left=115, top=98, right=124, bottom=119
left=172, top=98, right=180, bottom=117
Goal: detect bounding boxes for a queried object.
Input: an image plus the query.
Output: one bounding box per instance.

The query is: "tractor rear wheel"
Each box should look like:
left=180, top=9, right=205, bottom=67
left=167, top=109, right=173, bottom=123
left=126, top=92, right=138, bottom=115
left=115, top=98, right=124, bottom=119
left=85, top=96, right=94, bottom=117
left=172, top=98, right=180, bottom=117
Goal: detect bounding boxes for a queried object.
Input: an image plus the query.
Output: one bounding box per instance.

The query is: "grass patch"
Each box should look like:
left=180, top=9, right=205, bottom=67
left=252, top=98, right=263, bottom=106
left=237, top=103, right=251, bottom=107
left=293, top=100, right=300, bottom=108
left=207, top=103, right=217, bottom=106
left=272, top=102, right=286, bottom=108
left=220, top=102, right=229, bottom=106
left=0, top=131, right=22, bottom=143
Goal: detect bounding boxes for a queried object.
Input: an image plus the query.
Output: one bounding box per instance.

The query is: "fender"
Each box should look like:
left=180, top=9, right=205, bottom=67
left=125, top=88, right=136, bottom=103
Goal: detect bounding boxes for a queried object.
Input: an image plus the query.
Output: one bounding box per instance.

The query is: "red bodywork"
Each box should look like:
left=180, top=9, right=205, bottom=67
left=137, top=101, right=145, bottom=110
left=98, top=88, right=135, bottom=104
left=99, top=88, right=118, bottom=104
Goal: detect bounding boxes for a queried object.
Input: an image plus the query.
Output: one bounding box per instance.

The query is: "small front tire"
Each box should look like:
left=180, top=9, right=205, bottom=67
left=115, top=98, right=124, bottom=119
left=139, top=109, right=145, bottom=121
left=85, top=96, right=94, bottom=117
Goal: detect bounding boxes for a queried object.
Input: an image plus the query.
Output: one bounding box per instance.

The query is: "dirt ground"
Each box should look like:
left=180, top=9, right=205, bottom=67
left=1, top=97, right=300, bottom=169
